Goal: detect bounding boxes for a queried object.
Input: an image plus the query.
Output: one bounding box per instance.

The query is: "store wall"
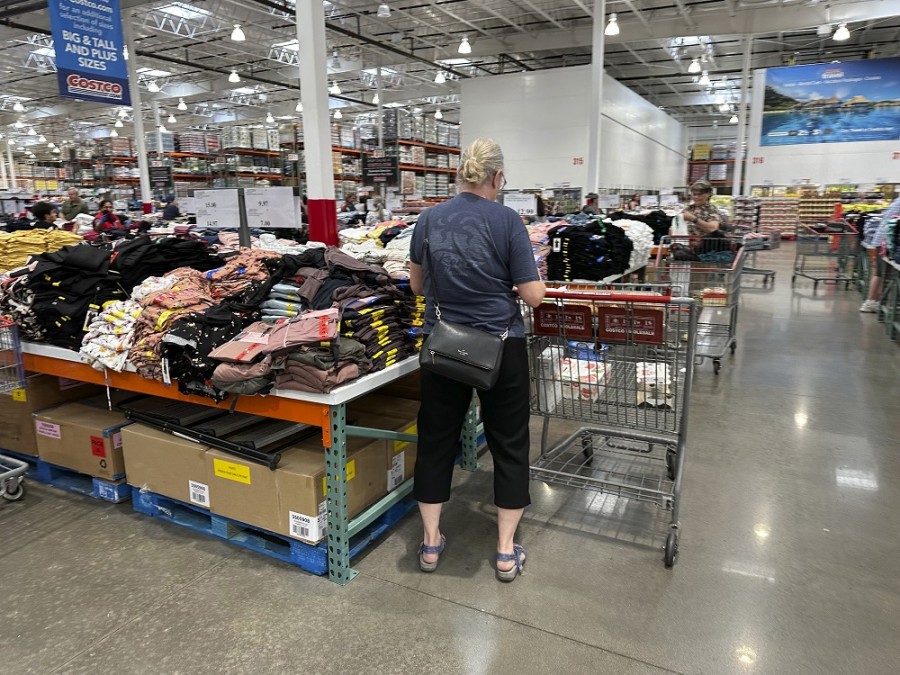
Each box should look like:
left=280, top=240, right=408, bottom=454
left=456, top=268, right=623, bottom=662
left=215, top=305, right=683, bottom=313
left=460, top=65, right=687, bottom=191
left=745, top=67, right=899, bottom=188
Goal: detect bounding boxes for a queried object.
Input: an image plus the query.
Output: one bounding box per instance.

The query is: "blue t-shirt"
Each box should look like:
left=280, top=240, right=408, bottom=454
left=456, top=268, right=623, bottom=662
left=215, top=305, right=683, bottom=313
left=410, top=192, right=540, bottom=338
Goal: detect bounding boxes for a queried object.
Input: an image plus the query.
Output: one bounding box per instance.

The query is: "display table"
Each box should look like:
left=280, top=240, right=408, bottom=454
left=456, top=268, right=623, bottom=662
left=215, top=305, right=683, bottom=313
left=21, top=342, right=481, bottom=584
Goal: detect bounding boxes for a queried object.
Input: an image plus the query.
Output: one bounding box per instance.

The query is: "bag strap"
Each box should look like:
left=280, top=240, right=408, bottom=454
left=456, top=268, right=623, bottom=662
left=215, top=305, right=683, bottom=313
left=421, top=219, right=514, bottom=340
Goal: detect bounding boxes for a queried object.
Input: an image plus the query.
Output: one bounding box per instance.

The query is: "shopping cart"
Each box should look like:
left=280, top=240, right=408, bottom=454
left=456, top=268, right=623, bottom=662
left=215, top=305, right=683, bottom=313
left=653, top=236, right=745, bottom=374
left=792, top=221, right=858, bottom=289
left=0, top=318, right=27, bottom=502
left=524, top=289, right=698, bottom=567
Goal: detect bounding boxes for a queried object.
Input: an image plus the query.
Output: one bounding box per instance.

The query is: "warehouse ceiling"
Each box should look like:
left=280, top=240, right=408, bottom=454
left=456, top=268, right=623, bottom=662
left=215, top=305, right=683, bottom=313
left=0, top=0, right=898, bottom=155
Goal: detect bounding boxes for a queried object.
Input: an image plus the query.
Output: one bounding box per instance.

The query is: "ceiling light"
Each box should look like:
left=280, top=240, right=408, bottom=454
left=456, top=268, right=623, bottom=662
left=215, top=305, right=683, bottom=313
left=434, top=109, right=443, bottom=120
left=604, top=13, right=620, bottom=36
left=458, top=37, right=471, bottom=54
left=177, top=98, right=187, bottom=111
left=27, top=127, right=36, bottom=136
left=377, top=3, right=390, bottom=18
left=110, top=129, right=119, bottom=137
left=168, top=114, right=177, bottom=123
left=372, top=93, right=379, bottom=104
left=334, top=109, right=343, bottom=119
left=699, top=71, right=711, bottom=86
left=13, top=120, right=24, bottom=129
left=729, top=114, right=739, bottom=124
left=228, top=70, right=241, bottom=83
left=114, top=119, right=123, bottom=128
left=12, top=101, right=24, bottom=112
left=147, top=80, right=160, bottom=92
left=434, top=70, right=446, bottom=84
left=52, top=147, right=60, bottom=154
left=295, top=101, right=303, bottom=112
left=118, top=108, right=128, bottom=118
left=329, top=81, right=341, bottom=95
left=38, top=134, right=46, bottom=142
left=158, top=124, right=168, bottom=133
left=266, top=112, right=274, bottom=124
left=231, top=24, right=246, bottom=42
left=688, top=57, right=701, bottom=74
left=833, top=23, right=850, bottom=41
left=719, top=102, right=730, bottom=112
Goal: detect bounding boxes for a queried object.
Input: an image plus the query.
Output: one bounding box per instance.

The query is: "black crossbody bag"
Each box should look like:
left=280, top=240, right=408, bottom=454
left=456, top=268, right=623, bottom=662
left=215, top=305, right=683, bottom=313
left=418, top=231, right=512, bottom=390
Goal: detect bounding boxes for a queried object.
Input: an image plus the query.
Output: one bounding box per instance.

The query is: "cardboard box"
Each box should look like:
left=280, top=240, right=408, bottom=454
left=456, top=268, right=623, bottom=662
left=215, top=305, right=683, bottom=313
left=121, top=424, right=212, bottom=509
left=376, top=371, right=421, bottom=400
left=33, top=403, right=130, bottom=479
left=0, top=374, right=102, bottom=456
left=348, top=394, right=420, bottom=491
left=207, top=436, right=387, bottom=544
left=559, top=358, right=610, bottom=403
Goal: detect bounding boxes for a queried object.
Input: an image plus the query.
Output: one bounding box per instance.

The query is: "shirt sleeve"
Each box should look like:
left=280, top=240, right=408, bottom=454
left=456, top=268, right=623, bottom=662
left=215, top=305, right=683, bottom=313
left=409, top=212, right=426, bottom=265
left=508, top=217, right=540, bottom=284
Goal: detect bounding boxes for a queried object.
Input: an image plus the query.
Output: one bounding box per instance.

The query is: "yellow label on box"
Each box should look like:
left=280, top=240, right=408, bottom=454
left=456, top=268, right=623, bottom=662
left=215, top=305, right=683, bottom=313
left=346, top=459, right=356, bottom=481
left=213, top=458, right=251, bottom=484
left=12, top=388, right=26, bottom=402
left=394, top=424, right=417, bottom=452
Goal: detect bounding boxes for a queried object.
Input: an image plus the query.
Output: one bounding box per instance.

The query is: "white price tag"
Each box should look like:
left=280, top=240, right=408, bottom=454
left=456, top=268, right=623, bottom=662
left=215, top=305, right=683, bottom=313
left=244, top=187, right=298, bottom=229
left=503, top=192, right=538, bottom=216
left=195, top=189, right=240, bottom=229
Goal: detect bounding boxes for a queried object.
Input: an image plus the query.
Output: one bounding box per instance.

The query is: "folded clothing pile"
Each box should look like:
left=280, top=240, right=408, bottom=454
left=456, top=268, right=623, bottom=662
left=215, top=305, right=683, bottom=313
left=260, top=282, right=305, bottom=321
left=272, top=337, right=372, bottom=394
left=612, top=219, right=655, bottom=270
left=80, top=299, right=143, bottom=372
left=546, top=221, right=633, bottom=282
left=340, top=294, right=411, bottom=371
left=0, top=228, right=83, bottom=272
left=609, top=210, right=673, bottom=244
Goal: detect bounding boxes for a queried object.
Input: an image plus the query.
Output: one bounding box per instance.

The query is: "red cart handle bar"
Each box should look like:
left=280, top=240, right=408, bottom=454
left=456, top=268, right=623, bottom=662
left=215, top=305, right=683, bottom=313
left=542, top=290, right=673, bottom=304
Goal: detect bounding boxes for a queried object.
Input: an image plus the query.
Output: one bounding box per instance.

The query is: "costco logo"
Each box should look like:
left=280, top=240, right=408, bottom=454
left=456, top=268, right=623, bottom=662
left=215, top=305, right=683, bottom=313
left=66, top=74, right=124, bottom=99
left=822, top=68, right=844, bottom=79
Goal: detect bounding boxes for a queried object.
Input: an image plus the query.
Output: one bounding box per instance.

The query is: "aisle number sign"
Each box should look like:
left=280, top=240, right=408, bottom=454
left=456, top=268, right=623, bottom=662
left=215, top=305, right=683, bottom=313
left=195, top=189, right=239, bottom=229
left=48, top=0, right=130, bottom=106
left=503, top=192, right=537, bottom=216
left=244, top=187, right=299, bottom=229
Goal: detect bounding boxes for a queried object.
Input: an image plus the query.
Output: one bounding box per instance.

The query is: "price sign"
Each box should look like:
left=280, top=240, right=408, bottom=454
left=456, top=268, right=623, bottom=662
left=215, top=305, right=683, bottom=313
left=386, top=195, right=403, bottom=211
left=195, top=189, right=239, bottom=229
left=640, top=194, right=660, bottom=208
left=503, top=192, right=537, bottom=216
left=599, top=195, right=620, bottom=209
left=179, top=197, right=197, bottom=215
left=244, top=187, right=298, bottom=229
left=659, top=194, right=680, bottom=207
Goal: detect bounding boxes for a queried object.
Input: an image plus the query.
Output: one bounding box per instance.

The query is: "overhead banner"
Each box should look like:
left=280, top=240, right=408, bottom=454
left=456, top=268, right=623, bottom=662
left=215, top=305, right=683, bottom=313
left=761, top=57, right=900, bottom=146
left=48, top=0, right=131, bottom=106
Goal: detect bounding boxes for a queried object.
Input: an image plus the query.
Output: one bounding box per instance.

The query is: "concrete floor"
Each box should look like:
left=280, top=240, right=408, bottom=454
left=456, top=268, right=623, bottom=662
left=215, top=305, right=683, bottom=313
left=2, top=243, right=899, bottom=675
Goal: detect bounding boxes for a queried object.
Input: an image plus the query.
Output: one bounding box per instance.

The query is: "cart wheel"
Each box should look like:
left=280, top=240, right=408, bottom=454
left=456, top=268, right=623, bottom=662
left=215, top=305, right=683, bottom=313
left=665, top=450, right=676, bottom=480
left=581, top=436, right=594, bottom=461
left=713, top=359, right=722, bottom=374
left=730, top=341, right=737, bottom=355
left=791, top=275, right=796, bottom=286
left=2, top=480, right=25, bottom=501
left=664, top=531, right=678, bottom=568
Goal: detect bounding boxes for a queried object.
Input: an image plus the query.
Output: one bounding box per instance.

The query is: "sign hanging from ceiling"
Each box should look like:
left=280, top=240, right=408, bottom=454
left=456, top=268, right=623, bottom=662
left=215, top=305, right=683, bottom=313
left=48, top=0, right=131, bottom=106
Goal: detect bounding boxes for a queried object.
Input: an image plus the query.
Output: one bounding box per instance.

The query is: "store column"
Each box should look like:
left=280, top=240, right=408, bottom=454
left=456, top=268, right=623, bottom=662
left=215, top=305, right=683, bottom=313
left=122, top=12, right=153, bottom=212
left=732, top=35, right=753, bottom=196
left=296, top=0, right=338, bottom=245
left=585, top=0, right=607, bottom=195
left=6, top=142, right=17, bottom=190
left=0, top=142, right=8, bottom=189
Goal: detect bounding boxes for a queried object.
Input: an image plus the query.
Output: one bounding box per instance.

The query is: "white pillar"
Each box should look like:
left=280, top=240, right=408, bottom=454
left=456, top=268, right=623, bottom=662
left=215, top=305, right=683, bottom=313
left=376, top=67, right=384, bottom=149
left=585, top=0, right=607, bottom=196
left=122, top=12, right=152, bottom=208
left=6, top=141, right=17, bottom=190
left=0, top=142, right=8, bottom=189
left=732, top=35, right=753, bottom=197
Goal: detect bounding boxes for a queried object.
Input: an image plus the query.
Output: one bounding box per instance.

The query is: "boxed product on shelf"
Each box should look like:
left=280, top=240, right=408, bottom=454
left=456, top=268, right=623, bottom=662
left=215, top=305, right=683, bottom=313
left=0, top=375, right=101, bottom=457
left=33, top=402, right=130, bottom=480
left=206, top=437, right=387, bottom=544
left=347, top=394, right=420, bottom=491
left=267, top=129, right=280, bottom=151
left=251, top=128, right=269, bottom=150
left=121, top=424, right=213, bottom=509
left=411, top=146, right=426, bottom=166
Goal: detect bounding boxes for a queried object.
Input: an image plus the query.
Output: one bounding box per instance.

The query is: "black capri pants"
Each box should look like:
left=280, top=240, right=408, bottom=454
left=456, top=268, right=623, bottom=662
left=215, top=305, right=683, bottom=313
left=413, top=337, right=531, bottom=510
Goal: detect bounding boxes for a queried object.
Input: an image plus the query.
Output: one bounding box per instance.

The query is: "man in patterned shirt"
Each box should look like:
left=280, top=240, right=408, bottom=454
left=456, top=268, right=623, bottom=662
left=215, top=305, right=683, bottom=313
left=682, top=180, right=729, bottom=235
left=860, top=195, right=900, bottom=313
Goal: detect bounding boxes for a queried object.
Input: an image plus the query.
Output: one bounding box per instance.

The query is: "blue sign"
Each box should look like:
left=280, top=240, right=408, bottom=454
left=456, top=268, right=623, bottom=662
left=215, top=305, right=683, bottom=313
left=761, top=57, right=900, bottom=146
left=48, top=0, right=131, bottom=106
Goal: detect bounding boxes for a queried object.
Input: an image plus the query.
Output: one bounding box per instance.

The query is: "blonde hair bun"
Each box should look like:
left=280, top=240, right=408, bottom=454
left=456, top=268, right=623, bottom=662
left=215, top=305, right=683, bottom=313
left=458, top=137, right=504, bottom=186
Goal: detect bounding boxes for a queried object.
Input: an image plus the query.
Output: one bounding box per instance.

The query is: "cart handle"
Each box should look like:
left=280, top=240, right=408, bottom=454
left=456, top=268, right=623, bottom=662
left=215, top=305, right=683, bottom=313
left=543, top=290, right=673, bottom=303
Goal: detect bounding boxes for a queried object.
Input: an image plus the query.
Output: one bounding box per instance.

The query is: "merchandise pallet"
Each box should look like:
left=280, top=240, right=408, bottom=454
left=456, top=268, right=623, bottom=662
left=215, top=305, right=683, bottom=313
left=132, top=487, right=417, bottom=575
left=0, top=449, right=130, bottom=503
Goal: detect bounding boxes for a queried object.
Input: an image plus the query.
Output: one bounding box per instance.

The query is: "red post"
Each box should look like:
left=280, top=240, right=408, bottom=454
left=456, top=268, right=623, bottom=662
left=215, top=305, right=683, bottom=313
left=307, top=198, right=338, bottom=246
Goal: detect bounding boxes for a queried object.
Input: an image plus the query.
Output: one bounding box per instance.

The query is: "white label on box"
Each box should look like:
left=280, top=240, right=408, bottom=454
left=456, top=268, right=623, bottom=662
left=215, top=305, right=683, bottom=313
left=289, top=509, right=327, bottom=542
left=387, top=452, right=405, bottom=491
left=36, top=421, right=61, bottom=439
left=112, top=431, right=123, bottom=449
left=189, top=481, right=210, bottom=507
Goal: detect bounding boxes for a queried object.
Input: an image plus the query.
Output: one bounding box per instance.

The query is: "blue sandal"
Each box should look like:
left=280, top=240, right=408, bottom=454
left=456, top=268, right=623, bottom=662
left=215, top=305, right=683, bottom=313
left=496, top=544, right=526, bottom=582
left=419, top=534, right=446, bottom=572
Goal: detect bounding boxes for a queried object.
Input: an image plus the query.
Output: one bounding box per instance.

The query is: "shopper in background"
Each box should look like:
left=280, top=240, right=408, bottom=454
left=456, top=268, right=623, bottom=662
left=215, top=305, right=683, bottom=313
left=682, top=180, right=728, bottom=235
left=626, top=193, right=641, bottom=210
left=582, top=192, right=599, bottom=215
left=162, top=195, right=181, bottom=220
left=60, top=188, right=90, bottom=221
left=86, top=199, right=124, bottom=241
left=30, top=201, right=59, bottom=228
left=340, top=194, right=357, bottom=213
left=409, top=137, right=546, bottom=582
left=860, top=195, right=900, bottom=313
left=365, top=198, right=392, bottom=226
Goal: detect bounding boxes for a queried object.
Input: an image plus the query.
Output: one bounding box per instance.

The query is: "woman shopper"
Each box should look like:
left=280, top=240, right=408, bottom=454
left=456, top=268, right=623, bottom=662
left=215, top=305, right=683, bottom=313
left=365, top=198, right=392, bottom=226
left=860, top=196, right=900, bottom=312
left=409, top=137, right=546, bottom=582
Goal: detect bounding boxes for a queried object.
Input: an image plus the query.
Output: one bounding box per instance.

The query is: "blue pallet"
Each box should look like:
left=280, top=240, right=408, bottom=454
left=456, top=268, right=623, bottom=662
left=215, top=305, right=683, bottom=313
left=0, top=449, right=130, bottom=504
left=131, top=487, right=416, bottom=575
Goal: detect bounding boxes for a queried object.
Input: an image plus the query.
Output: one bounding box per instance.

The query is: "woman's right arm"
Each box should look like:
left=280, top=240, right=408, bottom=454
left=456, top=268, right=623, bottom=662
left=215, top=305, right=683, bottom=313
left=515, top=280, right=546, bottom=308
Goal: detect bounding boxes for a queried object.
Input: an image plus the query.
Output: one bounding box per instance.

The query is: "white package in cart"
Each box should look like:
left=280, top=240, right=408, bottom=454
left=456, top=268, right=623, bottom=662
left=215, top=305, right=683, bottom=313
left=635, top=362, right=672, bottom=408
left=559, top=358, right=610, bottom=403
left=537, top=346, right=565, bottom=412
